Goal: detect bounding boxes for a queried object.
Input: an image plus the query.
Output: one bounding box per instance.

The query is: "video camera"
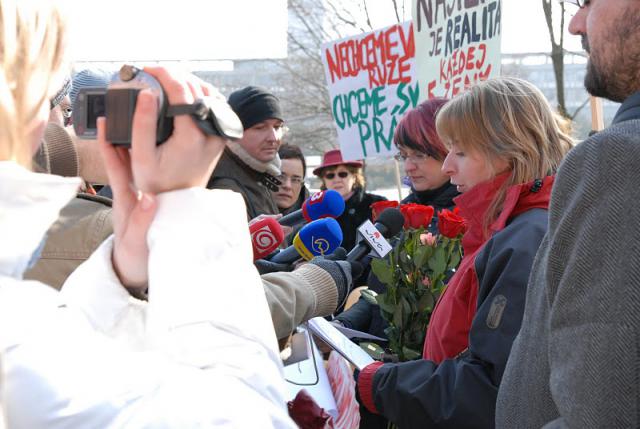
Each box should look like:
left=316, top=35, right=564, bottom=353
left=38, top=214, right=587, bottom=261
left=72, top=65, right=243, bottom=146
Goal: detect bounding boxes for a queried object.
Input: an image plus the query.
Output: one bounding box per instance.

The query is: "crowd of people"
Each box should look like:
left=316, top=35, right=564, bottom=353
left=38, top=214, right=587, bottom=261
left=1, top=0, right=638, bottom=428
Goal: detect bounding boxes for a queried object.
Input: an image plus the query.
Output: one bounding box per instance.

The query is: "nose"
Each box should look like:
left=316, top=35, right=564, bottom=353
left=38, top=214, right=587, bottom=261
left=279, top=177, right=292, bottom=190
left=568, top=7, right=586, bottom=35
left=404, top=158, right=418, bottom=172
left=266, top=126, right=279, bottom=142
left=441, top=152, right=455, bottom=177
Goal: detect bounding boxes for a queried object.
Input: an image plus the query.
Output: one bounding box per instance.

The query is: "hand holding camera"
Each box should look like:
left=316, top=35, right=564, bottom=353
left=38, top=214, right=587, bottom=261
left=97, top=66, right=238, bottom=288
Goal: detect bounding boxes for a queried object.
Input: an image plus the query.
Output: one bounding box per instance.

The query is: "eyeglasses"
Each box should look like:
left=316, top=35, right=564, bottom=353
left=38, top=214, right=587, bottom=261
left=324, top=171, right=350, bottom=180
left=393, top=152, right=430, bottom=163
left=277, top=174, right=303, bottom=186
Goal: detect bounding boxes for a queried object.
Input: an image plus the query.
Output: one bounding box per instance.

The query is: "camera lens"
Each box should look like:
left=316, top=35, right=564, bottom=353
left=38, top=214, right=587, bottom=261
left=86, top=94, right=105, bottom=129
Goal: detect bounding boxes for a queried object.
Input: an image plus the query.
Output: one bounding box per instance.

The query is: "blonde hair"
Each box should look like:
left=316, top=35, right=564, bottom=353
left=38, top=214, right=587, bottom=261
left=0, top=0, right=67, bottom=167
left=436, top=76, right=574, bottom=233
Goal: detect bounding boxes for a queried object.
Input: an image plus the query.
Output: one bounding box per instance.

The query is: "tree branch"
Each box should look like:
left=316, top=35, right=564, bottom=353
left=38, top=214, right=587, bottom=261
left=391, top=0, right=401, bottom=23
left=570, top=97, right=591, bottom=120
left=362, top=0, right=373, bottom=30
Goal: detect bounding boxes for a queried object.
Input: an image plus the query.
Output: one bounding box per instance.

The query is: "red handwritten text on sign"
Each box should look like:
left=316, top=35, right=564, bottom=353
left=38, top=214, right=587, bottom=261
left=325, top=23, right=415, bottom=89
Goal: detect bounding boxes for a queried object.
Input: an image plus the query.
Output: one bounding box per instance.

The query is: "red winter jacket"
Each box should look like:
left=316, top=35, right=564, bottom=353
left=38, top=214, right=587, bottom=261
left=424, top=173, right=554, bottom=362
left=357, top=173, right=555, bottom=428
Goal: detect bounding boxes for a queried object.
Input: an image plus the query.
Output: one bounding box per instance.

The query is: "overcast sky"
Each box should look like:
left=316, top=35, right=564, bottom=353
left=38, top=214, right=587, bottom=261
left=65, top=0, right=584, bottom=63
left=368, top=0, right=583, bottom=54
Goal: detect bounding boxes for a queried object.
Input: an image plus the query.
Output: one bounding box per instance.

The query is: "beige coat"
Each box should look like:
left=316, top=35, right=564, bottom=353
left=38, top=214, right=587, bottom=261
left=24, top=193, right=112, bottom=290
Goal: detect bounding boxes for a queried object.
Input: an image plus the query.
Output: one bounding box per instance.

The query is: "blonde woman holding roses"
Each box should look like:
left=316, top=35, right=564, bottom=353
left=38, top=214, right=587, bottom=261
left=354, top=77, right=573, bottom=428
left=336, top=98, right=461, bottom=429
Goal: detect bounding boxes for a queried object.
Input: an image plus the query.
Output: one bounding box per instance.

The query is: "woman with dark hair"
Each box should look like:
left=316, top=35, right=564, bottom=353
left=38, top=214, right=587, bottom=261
left=394, top=97, right=458, bottom=215
left=272, top=143, right=309, bottom=215
left=313, top=149, right=386, bottom=251
left=336, top=98, right=458, bottom=334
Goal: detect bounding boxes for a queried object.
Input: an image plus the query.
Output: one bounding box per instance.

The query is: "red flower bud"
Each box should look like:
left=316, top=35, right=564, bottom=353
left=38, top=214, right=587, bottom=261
left=399, top=203, right=435, bottom=229
left=437, top=207, right=466, bottom=238
left=370, top=200, right=399, bottom=223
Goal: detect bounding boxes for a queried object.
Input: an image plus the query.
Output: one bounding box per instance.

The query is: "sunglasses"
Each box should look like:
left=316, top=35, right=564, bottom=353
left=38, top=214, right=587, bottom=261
left=324, top=171, right=350, bottom=180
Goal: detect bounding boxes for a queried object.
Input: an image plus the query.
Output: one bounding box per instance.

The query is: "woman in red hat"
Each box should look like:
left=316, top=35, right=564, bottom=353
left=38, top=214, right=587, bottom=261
left=313, top=149, right=386, bottom=251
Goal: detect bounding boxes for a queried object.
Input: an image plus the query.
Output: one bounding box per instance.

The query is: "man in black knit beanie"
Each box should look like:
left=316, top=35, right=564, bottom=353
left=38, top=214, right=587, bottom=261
left=207, top=86, right=286, bottom=219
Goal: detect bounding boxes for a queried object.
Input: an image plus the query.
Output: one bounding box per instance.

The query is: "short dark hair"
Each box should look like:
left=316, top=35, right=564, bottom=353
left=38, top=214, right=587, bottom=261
left=278, top=143, right=306, bottom=178
left=393, top=97, right=449, bottom=161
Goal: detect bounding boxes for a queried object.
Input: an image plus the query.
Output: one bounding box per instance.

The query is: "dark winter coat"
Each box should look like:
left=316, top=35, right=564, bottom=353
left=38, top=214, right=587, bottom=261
left=357, top=174, right=554, bottom=429
left=337, top=187, right=386, bottom=252
left=207, top=143, right=280, bottom=220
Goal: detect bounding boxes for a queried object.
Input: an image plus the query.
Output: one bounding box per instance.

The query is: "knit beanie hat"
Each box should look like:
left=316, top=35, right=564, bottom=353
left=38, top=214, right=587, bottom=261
left=70, top=69, right=112, bottom=105
left=227, top=86, right=284, bottom=130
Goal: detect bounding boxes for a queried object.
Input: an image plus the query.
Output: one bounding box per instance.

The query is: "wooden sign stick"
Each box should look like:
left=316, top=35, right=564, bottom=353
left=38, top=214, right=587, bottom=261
left=590, top=96, right=605, bottom=132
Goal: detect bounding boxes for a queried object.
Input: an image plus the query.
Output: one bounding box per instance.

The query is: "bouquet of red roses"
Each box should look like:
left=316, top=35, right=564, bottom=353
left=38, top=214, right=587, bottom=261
left=366, top=201, right=465, bottom=361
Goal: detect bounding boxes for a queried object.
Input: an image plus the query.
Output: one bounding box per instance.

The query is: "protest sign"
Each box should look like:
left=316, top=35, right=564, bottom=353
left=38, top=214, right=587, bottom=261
left=412, top=0, right=502, bottom=100
left=322, top=21, right=419, bottom=161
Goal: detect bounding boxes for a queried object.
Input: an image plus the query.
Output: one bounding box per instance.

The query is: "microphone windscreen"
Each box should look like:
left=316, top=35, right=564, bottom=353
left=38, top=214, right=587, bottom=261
left=293, top=218, right=343, bottom=260
left=250, top=217, right=285, bottom=260
left=302, top=189, right=345, bottom=221
left=377, top=208, right=405, bottom=237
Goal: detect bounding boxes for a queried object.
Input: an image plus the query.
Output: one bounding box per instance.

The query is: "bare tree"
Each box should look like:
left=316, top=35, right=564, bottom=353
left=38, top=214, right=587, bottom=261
left=542, top=0, right=569, bottom=118
left=273, top=0, right=406, bottom=154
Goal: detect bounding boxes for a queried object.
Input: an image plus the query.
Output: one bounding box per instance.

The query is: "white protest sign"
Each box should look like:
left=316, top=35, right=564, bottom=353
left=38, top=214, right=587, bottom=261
left=412, top=0, right=502, bottom=100
left=321, top=21, right=420, bottom=161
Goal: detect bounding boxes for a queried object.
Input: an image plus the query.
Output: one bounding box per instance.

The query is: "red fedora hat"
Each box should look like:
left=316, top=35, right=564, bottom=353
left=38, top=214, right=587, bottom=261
left=313, top=149, right=363, bottom=176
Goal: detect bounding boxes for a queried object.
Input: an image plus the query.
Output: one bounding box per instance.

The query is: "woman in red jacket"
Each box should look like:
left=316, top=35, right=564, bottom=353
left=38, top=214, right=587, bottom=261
left=356, top=77, right=574, bottom=428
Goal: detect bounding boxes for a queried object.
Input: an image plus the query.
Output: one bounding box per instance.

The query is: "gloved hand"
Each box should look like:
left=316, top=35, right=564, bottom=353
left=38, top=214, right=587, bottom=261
left=323, top=247, right=365, bottom=282
left=254, top=258, right=294, bottom=275
left=308, top=252, right=361, bottom=308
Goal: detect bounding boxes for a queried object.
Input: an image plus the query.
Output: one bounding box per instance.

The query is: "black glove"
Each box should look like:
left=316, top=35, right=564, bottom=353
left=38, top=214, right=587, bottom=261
left=254, top=258, right=294, bottom=275
left=308, top=256, right=355, bottom=308
left=323, top=247, right=365, bottom=283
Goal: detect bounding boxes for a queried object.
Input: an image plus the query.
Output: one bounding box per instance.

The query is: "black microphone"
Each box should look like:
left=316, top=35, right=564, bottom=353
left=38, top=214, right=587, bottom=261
left=347, top=208, right=405, bottom=262
left=278, top=189, right=345, bottom=228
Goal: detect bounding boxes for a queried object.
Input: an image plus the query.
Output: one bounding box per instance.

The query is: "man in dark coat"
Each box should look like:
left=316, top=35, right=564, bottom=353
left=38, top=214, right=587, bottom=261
left=497, top=1, right=640, bottom=427
left=207, top=86, right=284, bottom=219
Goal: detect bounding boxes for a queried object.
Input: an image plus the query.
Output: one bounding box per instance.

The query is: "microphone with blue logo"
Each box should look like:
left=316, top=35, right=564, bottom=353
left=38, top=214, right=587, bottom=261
left=269, top=218, right=343, bottom=264
left=278, top=189, right=346, bottom=228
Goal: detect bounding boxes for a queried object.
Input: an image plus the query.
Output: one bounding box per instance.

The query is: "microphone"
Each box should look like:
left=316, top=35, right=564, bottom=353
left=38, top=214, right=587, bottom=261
left=269, top=218, right=343, bottom=264
left=347, top=208, right=405, bottom=262
left=278, top=189, right=346, bottom=228
left=249, top=217, right=285, bottom=261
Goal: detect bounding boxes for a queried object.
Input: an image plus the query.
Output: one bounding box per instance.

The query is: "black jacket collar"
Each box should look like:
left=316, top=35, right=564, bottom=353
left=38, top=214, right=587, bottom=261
left=402, top=181, right=459, bottom=209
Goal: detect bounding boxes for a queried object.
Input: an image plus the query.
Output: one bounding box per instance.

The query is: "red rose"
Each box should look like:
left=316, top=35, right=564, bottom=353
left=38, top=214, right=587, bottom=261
left=438, top=207, right=466, bottom=238
left=399, top=203, right=435, bottom=229
left=371, top=200, right=399, bottom=223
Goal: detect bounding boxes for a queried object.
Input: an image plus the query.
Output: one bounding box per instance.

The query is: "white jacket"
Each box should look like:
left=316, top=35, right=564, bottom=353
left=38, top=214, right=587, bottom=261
left=0, top=161, right=295, bottom=428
